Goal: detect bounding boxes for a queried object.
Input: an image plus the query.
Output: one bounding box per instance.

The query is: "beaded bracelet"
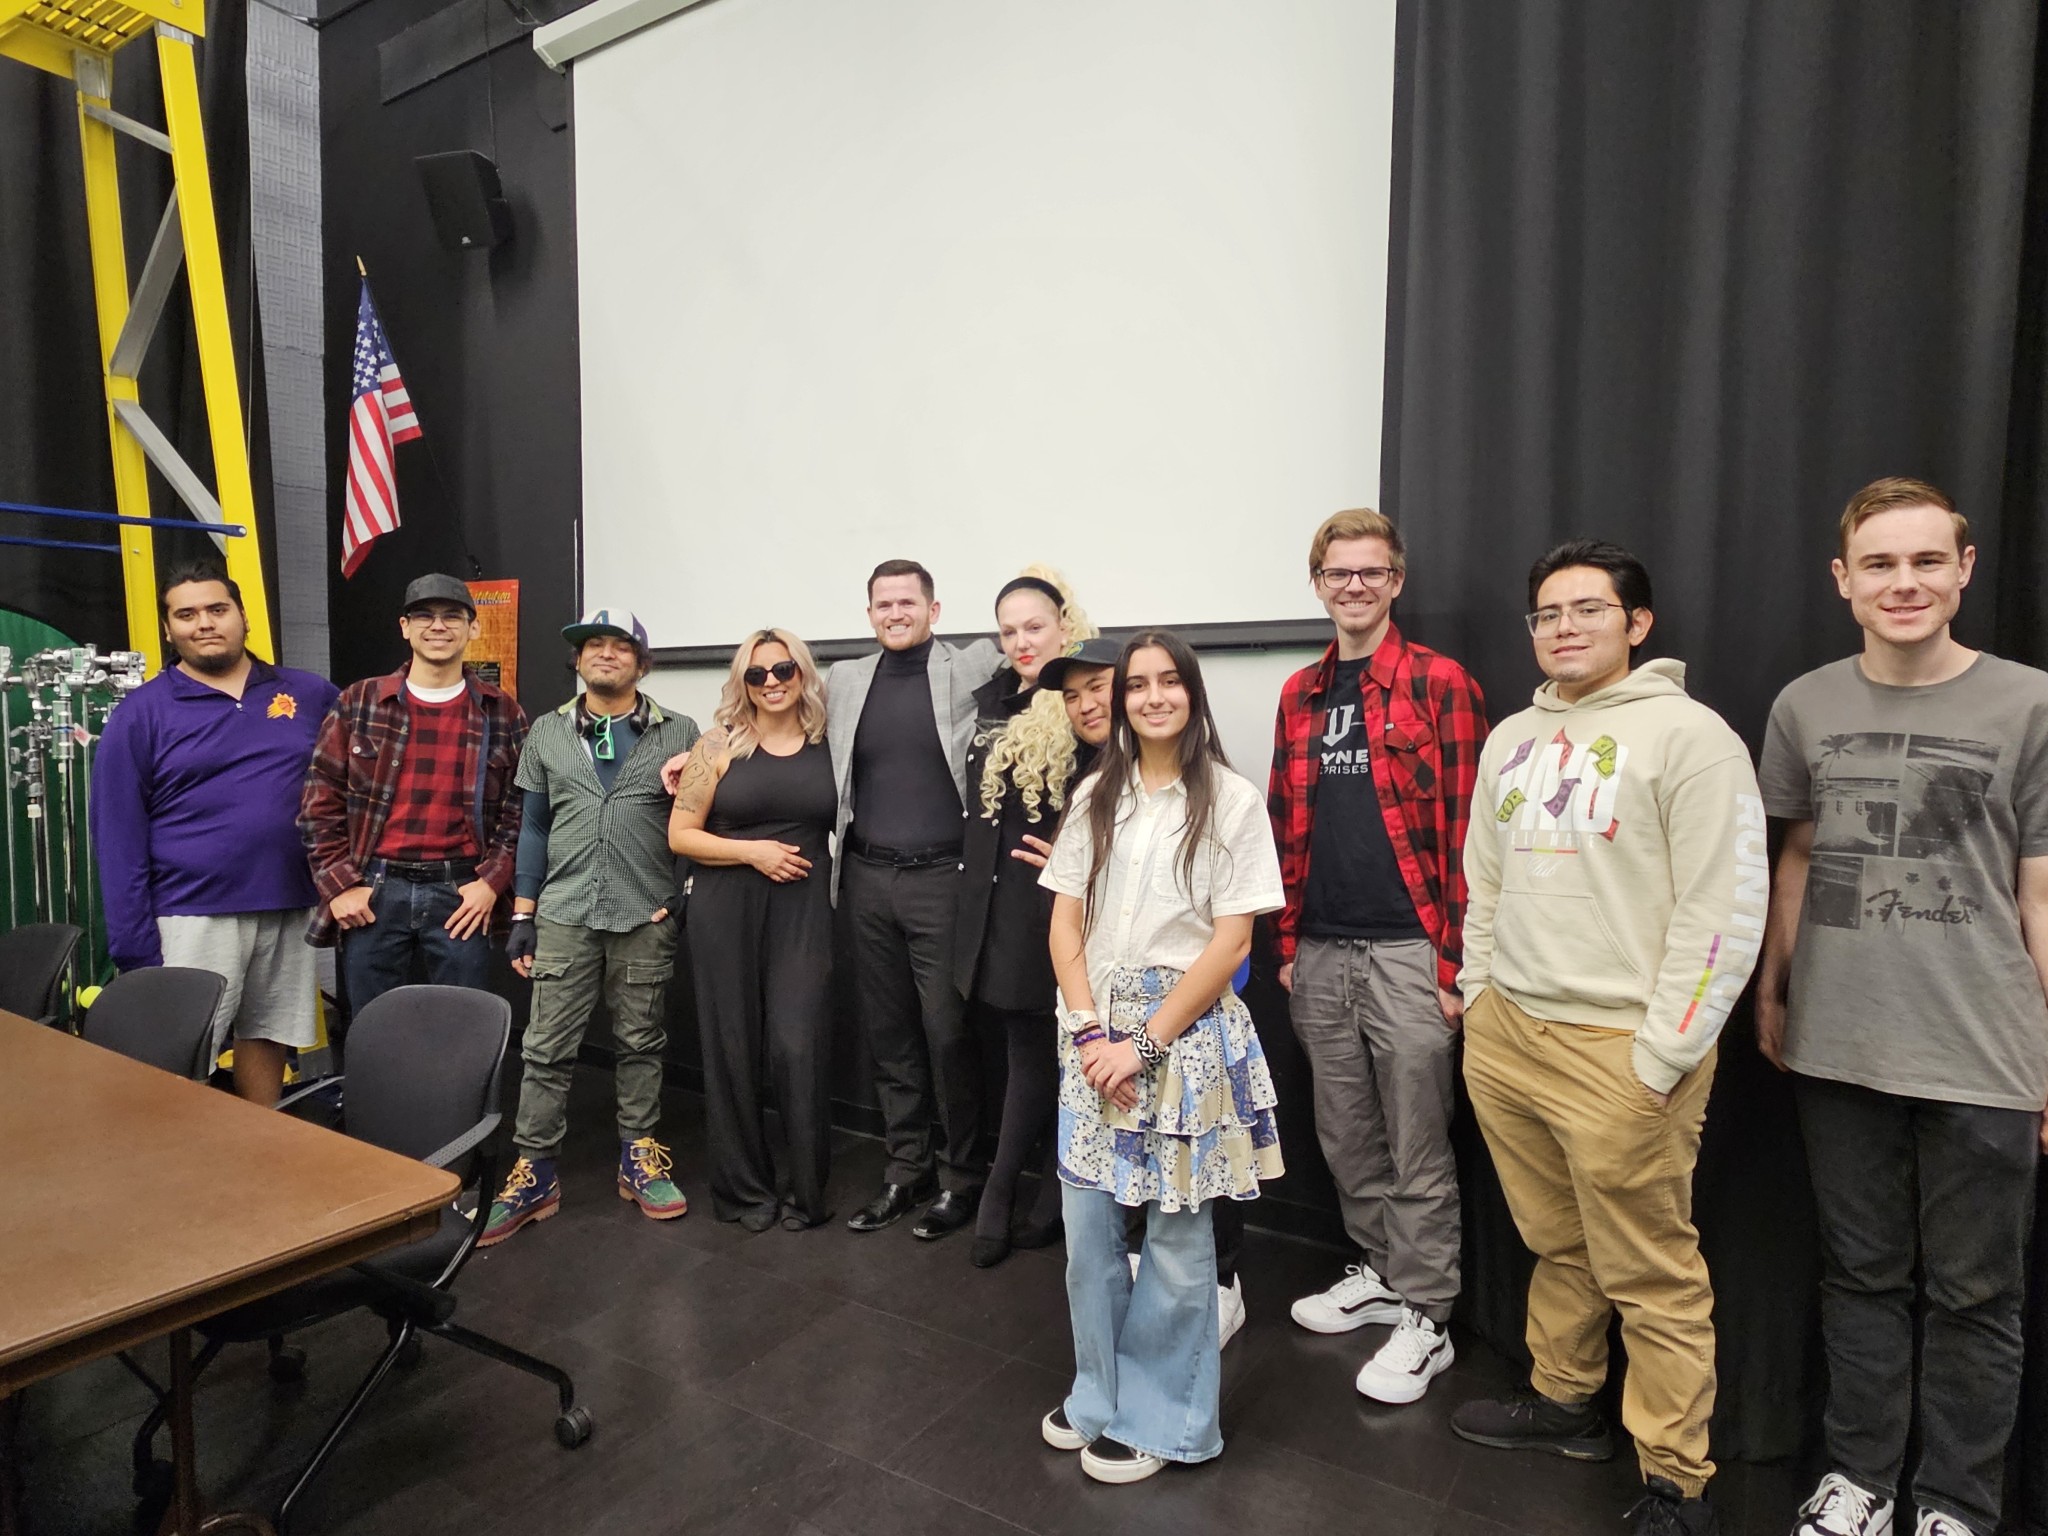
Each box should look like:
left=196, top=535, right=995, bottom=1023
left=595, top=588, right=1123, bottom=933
left=1072, top=1027, right=1106, bottom=1048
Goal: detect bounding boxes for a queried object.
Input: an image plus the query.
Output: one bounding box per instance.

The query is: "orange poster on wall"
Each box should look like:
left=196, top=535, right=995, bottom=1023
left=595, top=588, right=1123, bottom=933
left=465, top=579, right=519, bottom=700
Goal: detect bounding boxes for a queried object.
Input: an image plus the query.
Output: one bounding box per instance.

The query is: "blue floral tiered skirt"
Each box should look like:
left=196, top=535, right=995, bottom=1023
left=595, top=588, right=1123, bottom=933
left=1057, top=965, right=1284, bottom=1212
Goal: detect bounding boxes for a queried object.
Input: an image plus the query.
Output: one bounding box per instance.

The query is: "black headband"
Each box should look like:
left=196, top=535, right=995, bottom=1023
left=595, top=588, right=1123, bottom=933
left=994, top=576, right=1066, bottom=614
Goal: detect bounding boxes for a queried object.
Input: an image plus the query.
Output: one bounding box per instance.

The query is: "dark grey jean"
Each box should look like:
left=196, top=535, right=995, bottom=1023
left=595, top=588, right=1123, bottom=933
left=2021, top=1159, right=2048, bottom=1536
left=1795, top=1073, right=2041, bottom=1534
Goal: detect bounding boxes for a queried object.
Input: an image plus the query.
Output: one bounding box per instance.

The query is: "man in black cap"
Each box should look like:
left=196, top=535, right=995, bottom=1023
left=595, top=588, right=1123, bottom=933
left=482, top=606, right=701, bottom=1247
left=301, top=574, right=529, bottom=1014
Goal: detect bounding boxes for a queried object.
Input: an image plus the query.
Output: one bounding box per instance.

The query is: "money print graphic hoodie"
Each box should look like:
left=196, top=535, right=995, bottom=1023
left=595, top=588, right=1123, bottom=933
left=1458, top=658, right=1766, bottom=1094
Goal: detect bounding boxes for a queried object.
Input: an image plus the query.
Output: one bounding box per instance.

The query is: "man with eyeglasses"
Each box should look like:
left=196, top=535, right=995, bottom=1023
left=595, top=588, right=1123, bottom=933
left=1755, top=479, right=2048, bottom=1536
left=1268, top=509, right=1487, bottom=1403
left=826, top=559, right=1001, bottom=1238
left=481, top=607, right=703, bottom=1247
left=1450, top=540, right=1763, bottom=1536
left=300, top=574, right=528, bottom=1017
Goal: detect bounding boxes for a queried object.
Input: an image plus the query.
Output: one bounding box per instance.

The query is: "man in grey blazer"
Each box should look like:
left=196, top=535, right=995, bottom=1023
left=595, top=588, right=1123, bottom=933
left=826, top=558, right=1001, bottom=1238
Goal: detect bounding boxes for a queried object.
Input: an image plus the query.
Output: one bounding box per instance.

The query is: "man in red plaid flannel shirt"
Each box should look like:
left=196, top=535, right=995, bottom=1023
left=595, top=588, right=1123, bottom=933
left=1267, top=508, right=1487, bottom=1405
left=299, top=574, right=528, bottom=1021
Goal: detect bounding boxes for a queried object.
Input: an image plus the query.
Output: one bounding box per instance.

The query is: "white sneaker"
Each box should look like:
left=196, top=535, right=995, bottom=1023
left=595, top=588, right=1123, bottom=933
left=1913, top=1513, right=1977, bottom=1536
left=1040, top=1405, right=1089, bottom=1452
left=1290, top=1262, right=1404, bottom=1334
left=1354, top=1308, right=1454, bottom=1404
left=1080, top=1437, right=1164, bottom=1484
left=1127, top=1251, right=1141, bottom=1281
left=1218, top=1276, right=1246, bottom=1349
left=1793, top=1473, right=1895, bottom=1536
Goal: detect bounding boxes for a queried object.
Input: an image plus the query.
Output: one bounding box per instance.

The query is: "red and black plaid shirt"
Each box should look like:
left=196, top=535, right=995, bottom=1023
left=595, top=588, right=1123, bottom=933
left=299, top=665, right=527, bottom=947
left=1267, top=624, right=1488, bottom=991
left=375, top=693, right=477, bottom=861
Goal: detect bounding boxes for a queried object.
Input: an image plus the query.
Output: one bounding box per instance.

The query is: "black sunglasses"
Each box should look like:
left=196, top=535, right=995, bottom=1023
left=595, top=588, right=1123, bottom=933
left=744, top=660, right=801, bottom=687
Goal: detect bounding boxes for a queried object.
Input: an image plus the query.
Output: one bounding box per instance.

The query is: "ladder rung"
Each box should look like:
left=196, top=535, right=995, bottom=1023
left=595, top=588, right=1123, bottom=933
left=79, top=100, right=170, bottom=153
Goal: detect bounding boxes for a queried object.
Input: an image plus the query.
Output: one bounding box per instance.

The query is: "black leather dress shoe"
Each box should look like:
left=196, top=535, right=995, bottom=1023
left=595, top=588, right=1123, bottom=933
left=912, top=1187, right=981, bottom=1241
left=846, top=1181, right=936, bottom=1233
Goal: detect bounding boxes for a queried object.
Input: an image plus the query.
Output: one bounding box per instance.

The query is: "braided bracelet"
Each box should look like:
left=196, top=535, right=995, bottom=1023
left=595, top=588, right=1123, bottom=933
left=1129, top=1029, right=1167, bottom=1067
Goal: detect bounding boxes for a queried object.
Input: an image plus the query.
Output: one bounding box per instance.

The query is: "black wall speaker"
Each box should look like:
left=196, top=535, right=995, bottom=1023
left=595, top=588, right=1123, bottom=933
left=415, top=150, right=514, bottom=251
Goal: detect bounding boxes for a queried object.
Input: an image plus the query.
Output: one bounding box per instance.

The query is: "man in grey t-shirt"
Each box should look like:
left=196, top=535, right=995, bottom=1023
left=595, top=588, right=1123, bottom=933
left=1757, top=477, right=2048, bottom=1536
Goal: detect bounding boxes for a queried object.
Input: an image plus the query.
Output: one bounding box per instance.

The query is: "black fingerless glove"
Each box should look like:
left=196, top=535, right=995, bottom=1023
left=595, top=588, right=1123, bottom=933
left=506, top=917, right=537, bottom=965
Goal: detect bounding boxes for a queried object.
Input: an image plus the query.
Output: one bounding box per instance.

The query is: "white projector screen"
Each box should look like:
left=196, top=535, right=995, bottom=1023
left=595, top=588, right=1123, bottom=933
left=573, top=0, right=1398, bottom=653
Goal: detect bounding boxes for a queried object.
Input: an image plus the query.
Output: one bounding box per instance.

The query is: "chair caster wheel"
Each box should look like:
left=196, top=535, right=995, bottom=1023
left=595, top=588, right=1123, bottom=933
left=133, top=1456, right=174, bottom=1502
left=268, top=1346, right=307, bottom=1382
left=395, top=1334, right=423, bottom=1369
left=554, top=1406, right=594, bottom=1449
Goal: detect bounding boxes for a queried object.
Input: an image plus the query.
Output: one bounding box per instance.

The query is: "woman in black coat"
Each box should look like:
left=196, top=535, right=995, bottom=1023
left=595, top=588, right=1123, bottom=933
left=955, top=568, right=1096, bottom=1268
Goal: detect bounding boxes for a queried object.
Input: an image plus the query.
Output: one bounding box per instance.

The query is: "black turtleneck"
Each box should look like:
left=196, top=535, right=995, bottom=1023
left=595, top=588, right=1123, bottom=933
left=850, top=636, right=963, bottom=852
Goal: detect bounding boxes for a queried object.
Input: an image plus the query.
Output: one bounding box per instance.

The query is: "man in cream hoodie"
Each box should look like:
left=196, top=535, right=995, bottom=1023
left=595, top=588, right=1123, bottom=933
left=1451, top=540, right=1764, bottom=1536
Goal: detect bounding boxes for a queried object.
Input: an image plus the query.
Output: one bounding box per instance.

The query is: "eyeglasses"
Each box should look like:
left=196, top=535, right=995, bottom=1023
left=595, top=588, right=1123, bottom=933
left=1316, top=566, right=1396, bottom=592
left=1525, top=600, right=1627, bottom=636
left=592, top=713, right=615, bottom=762
left=404, top=607, right=469, bottom=630
left=743, top=660, right=800, bottom=687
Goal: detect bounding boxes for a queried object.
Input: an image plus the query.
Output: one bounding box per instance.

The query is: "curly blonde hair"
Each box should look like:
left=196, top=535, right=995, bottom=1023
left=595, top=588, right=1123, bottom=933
left=977, top=566, right=1098, bottom=823
left=714, top=629, right=827, bottom=757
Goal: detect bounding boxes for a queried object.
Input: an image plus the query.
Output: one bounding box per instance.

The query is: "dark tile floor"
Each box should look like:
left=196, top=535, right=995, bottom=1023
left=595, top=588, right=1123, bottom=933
left=17, top=1068, right=1822, bottom=1536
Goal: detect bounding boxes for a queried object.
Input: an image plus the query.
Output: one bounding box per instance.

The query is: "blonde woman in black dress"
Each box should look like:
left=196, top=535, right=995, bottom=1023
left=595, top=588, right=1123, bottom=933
left=669, top=629, right=837, bottom=1232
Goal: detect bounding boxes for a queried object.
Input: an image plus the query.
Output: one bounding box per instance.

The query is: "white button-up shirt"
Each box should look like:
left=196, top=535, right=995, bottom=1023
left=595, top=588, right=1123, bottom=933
left=1041, top=765, right=1284, bottom=1010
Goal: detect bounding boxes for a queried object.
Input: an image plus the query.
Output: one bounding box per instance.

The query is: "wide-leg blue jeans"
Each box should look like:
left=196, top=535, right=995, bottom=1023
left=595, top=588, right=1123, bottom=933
left=1062, top=1182, right=1222, bottom=1463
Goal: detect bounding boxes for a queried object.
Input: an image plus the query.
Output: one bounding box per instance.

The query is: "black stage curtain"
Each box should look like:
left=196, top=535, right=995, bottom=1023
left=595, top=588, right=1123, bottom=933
left=0, top=0, right=267, bottom=650
left=1385, top=0, right=2048, bottom=1469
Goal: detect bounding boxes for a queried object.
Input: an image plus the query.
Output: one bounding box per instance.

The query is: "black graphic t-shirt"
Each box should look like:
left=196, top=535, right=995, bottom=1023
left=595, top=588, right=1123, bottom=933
left=1301, top=657, right=1426, bottom=942
left=1759, top=654, right=2048, bottom=1111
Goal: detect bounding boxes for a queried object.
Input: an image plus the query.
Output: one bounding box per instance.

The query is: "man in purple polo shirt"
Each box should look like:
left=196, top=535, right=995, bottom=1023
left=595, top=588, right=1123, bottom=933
left=91, top=562, right=339, bottom=1106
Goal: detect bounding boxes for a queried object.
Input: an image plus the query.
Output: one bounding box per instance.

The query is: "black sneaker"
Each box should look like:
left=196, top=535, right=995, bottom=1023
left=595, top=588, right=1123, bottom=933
left=1449, top=1386, right=1616, bottom=1460
left=1626, top=1476, right=1717, bottom=1536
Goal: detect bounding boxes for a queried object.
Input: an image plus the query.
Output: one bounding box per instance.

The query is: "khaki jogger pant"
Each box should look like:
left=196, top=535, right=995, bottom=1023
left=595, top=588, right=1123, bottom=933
left=1462, top=986, right=1718, bottom=1496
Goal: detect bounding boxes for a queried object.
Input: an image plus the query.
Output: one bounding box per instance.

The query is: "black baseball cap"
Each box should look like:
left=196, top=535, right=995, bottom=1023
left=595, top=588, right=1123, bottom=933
left=400, top=574, right=477, bottom=616
left=1036, top=636, right=1122, bottom=693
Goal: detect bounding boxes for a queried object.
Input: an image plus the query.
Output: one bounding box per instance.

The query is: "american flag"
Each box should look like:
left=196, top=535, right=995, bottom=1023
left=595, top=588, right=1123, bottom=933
left=341, top=280, right=421, bottom=577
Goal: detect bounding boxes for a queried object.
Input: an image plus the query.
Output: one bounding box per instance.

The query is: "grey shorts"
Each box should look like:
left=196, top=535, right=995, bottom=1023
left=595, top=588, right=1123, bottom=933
left=156, top=908, right=321, bottom=1054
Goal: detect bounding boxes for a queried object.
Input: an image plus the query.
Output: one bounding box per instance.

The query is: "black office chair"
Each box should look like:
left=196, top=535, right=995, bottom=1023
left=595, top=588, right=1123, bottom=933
left=0, top=921, right=82, bottom=1027
left=81, top=966, right=225, bottom=1080
left=81, top=967, right=230, bottom=1414
left=129, top=985, right=590, bottom=1533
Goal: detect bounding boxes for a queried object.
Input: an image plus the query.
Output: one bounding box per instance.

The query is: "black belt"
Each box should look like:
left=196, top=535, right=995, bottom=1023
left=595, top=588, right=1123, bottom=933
left=372, top=857, right=478, bottom=882
left=846, top=835, right=961, bottom=871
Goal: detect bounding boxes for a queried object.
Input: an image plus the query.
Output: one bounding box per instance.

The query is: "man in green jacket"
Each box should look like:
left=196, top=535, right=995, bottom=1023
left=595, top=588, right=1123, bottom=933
left=482, top=608, right=701, bottom=1246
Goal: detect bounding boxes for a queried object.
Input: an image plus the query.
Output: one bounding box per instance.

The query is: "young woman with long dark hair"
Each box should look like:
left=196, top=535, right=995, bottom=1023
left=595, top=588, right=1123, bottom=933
left=1037, top=631, right=1286, bottom=1484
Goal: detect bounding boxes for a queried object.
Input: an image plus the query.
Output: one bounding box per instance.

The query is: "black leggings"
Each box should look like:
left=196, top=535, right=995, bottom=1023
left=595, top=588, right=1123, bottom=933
left=975, top=1005, right=1063, bottom=1241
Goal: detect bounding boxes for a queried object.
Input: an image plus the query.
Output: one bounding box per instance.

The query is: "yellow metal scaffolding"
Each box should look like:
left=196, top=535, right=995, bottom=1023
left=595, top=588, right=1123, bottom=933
left=2, top=0, right=275, bottom=675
